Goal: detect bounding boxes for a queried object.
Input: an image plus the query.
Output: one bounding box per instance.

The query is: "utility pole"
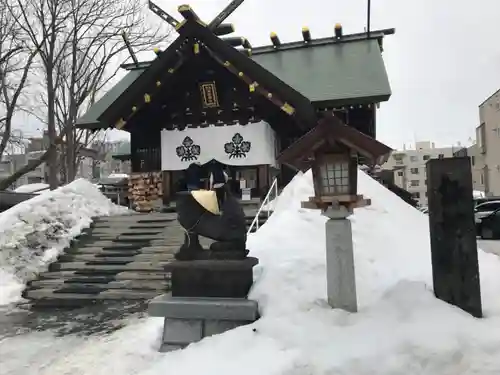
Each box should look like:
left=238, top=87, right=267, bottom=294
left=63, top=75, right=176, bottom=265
left=367, top=0, right=371, bottom=37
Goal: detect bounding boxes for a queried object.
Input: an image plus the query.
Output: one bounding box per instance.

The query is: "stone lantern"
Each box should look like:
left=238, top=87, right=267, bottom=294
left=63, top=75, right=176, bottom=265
left=277, top=113, right=392, bottom=312
left=278, top=113, right=392, bottom=212
left=311, top=149, right=358, bottom=201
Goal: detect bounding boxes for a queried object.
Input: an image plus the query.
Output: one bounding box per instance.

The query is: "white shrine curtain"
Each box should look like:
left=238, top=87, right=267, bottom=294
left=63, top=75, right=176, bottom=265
left=161, top=122, right=277, bottom=171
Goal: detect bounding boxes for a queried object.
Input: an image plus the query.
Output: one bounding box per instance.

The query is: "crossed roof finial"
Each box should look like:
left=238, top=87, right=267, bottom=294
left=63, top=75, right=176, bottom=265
left=148, top=0, right=244, bottom=34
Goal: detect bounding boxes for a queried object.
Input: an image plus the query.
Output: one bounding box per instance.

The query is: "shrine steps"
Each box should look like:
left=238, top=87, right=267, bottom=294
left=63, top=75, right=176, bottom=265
left=21, top=207, right=270, bottom=308
left=21, top=213, right=202, bottom=308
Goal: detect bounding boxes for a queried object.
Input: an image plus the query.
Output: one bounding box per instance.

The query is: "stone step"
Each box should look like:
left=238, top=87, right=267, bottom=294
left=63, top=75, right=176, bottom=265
left=38, top=270, right=167, bottom=280
left=23, top=288, right=160, bottom=301
left=91, top=222, right=173, bottom=229
left=28, top=279, right=169, bottom=290
left=87, top=228, right=164, bottom=235
left=83, top=234, right=167, bottom=241
left=94, top=214, right=171, bottom=222
left=48, top=261, right=169, bottom=272
left=116, top=234, right=167, bottom=240
left=57, top=253, right=175, bottom=262
left=80, top=239, right=172, bottom=247
left=68, top=246, right=179, bottom=254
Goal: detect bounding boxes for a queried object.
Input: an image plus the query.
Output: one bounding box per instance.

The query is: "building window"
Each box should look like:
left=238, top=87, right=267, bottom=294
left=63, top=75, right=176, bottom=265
left=411, top=192, right=420, bottom=198
left=480, top=173, right=484, bottom=185
left=410, top=180, right=420, bottom=187
left=397, top=171, right=404, bottom=177
left=423, top=155, right=431, bottom=161
left=425, top=179, right=427, bottom=185
left=471, top=156, right=475, bottom=166
left=392, top=153, right=405, bottom=165
left=425, top=192, right=428, bottom=197
left=410, top=168, right=419, bottom=174
left=410, top=156, right=418, bottom=162
left=478, top=123, right=486, bottom=154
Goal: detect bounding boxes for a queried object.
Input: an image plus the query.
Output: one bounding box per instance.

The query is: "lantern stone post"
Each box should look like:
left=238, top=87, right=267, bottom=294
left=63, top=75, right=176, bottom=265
left=323, top=205, right=357, bottom=312
left=276, top=113, right=392, bottom=313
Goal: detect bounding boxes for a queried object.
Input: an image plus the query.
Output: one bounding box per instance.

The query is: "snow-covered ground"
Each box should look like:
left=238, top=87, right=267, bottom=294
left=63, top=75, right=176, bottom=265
left=2, top=170, right=500, bottom=374
left=0, top=179, right=129, bottom=306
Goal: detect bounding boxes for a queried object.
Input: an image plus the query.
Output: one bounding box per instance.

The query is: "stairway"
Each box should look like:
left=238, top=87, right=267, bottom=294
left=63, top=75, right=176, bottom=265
left=22, top=213, right=211, bottom=307
left=21, top=208, right=270, bottom=307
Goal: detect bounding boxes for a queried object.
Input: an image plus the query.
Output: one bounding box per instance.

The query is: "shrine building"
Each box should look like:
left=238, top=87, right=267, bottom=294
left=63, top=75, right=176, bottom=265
left=76, top=3, right=394, bottom=206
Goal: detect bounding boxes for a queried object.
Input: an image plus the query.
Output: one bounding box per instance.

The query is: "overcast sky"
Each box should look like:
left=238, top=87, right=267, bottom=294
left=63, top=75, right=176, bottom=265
left=18, top=0, right=500, bottom=150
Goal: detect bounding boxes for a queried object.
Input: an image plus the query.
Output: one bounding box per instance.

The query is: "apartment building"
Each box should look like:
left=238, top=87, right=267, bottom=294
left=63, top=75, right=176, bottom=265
left=475, top=89, right=500, bottom=196
left=382, top=141, right=458, bottom=206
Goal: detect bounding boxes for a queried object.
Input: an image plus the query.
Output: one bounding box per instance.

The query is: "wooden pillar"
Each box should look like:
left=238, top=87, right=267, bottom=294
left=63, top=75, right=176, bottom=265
left=162, top=171, right=171, bottom=205
left=426, top=157, right=482, bottom=318
left=258, top=165, right=270, bottom=198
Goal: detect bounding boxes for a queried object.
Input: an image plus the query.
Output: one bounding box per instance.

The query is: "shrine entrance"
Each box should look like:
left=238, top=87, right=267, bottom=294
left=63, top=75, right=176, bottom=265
left=75, top=0, right=393, bottom=212
left=169, top=160, right=266, bottom=201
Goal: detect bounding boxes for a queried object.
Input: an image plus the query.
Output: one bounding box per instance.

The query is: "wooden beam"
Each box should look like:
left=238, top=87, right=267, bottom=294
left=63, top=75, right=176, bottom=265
left=214, top=23, right=235, bottom=36
left=178, top=4, right=202, bottom=23
left=208, top=0, right=245, bottom=29
left=148, top=0, right=180, bottom=28
left=220, top=37, right=246, bottom=47
left=121, top=32, right=139, bottom=67
left=203, top=46, right=295, bottom=118
left=184, top=20, right=316, bottom=129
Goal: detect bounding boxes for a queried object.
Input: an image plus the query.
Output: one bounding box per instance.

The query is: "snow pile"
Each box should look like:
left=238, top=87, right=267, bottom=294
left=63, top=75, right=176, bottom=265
left=262, top=170, right=312, bottom=212
left=14, top=183, right=50, bottom=194
left=0, top=179, right=129, bottom=305
left=4, top=170, right=500, bottom=374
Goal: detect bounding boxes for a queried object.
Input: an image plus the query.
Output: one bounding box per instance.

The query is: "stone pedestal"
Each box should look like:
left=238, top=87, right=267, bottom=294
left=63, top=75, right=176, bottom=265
left=164, top=257, right=258, bottom=298
left=323, top=207, right=357, bottom=312
left=149, top=294, right=259, bottom=351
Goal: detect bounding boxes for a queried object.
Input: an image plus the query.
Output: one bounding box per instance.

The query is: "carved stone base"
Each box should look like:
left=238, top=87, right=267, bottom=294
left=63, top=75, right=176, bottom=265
left=164, top=257, right=259, bottom=298
left=148, top=294, right=259, bottom=351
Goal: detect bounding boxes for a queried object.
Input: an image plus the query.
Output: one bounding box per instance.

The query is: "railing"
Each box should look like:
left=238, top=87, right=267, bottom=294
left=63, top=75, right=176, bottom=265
left=247, top=177, right=279, bottom=234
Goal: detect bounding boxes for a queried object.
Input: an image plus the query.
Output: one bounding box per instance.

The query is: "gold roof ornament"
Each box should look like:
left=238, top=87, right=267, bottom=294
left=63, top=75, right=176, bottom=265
left=191, top=190, right=220, bottom=215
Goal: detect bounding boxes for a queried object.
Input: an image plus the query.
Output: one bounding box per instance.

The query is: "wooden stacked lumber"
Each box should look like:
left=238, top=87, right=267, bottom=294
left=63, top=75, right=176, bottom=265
left=128, top=172, right=163, bottom=212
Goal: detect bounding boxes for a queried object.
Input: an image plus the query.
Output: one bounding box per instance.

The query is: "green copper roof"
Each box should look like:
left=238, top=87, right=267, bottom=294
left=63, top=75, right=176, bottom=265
left=76, top=69, right=145, bottom=127
left=251, top=39, right=391, bottom=104
left=76, top=34, right=392, bottom=129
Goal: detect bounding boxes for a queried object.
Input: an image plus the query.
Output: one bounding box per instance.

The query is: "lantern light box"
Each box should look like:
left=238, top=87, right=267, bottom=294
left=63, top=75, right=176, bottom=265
left=277, top=113, right=392, bottom=211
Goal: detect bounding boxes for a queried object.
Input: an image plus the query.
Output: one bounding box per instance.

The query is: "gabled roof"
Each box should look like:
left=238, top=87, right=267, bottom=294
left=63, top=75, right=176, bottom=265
left=76, top=26, right=394, bottom=130
left=76, top=16, right=317, bottom=131
left=120, top=28, right=393, bottom=105
left=277, top=113, right=392, bottom=167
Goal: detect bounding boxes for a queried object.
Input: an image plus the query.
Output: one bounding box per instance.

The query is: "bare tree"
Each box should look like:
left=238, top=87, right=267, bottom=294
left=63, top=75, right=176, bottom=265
left=54, top=0, right=166, bottom=182
left=9, top=0, right=168, bottom=188
left=9, top=0, right=74, bottom=189
left=0, top=1, right=39, bottom=163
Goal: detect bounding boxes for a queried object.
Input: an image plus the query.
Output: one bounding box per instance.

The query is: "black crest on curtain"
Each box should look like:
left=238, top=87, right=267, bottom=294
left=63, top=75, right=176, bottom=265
left=224, top=133, right=251, bottom=159
left=176, top=136, right=201, bottom=161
